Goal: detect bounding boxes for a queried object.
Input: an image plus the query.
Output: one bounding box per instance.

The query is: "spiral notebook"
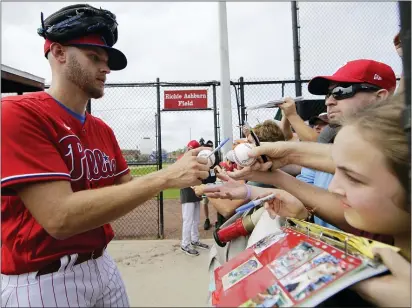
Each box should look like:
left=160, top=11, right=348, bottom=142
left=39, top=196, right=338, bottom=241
left=211, top=218, right=400, bottom=307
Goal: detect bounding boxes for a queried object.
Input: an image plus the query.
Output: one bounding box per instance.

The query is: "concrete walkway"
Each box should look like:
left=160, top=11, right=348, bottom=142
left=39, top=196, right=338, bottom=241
left=107, top=239, right=214, bottom=307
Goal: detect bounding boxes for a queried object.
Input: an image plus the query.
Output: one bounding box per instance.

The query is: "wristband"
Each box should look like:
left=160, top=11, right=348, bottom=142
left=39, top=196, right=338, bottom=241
left=245, top=184, right=251, bottom=201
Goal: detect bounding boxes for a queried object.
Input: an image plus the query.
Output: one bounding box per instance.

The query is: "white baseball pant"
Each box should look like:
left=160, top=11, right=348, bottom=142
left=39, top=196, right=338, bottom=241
left=181, top=201, right=200, bottom=247
left=1, top=250, right=129, bottom=307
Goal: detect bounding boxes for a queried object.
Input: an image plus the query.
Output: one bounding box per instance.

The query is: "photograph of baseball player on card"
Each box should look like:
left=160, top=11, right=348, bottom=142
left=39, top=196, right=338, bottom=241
left=279, top=252, right=350, bottom=302
left=222, top=256, right=263, bottom=290
left=239, top=282, right=293, bottom=307
left=253, top=232, right=287, bottom=255
left=268, top=241, right=322, bottom=279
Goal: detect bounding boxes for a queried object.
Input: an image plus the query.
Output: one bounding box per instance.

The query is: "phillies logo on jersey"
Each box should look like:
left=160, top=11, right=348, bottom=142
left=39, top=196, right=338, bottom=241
left=59, top=135, right=117, bottom=181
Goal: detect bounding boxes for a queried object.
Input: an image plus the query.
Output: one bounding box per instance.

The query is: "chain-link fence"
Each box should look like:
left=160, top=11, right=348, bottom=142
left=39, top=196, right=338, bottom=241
left=2, top=2, right=404, bottom=239
left=239, top=2, right=402, bottom=130
left=298, top=2, right=402, bottom=81
left=91, top=84, right=161, bottom=239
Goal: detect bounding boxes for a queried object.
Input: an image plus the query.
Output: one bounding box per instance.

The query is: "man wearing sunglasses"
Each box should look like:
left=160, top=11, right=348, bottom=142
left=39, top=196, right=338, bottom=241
left=296, top=59, right=396, bottom=230
left=310, top=59, right=396, bottom=127
left=227, top=59, right=397, bottom=233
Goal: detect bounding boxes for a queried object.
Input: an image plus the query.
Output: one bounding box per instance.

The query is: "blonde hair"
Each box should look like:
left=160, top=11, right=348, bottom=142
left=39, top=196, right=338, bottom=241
left=253, top=120, right=285, bottom=142
left=343, top=94, right=409, bottom=198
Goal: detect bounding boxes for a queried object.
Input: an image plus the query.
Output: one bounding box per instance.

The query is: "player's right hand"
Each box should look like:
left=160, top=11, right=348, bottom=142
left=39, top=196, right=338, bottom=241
left=164, top=147, right=210, bottom=188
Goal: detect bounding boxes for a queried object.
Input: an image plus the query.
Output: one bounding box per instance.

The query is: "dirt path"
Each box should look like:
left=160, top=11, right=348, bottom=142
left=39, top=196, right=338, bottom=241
left=107, top=239, right=214, bottom=307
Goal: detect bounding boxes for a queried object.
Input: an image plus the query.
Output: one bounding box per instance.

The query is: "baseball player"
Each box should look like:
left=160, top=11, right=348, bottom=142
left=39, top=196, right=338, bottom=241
left=180, top=140, right=210, bottom=256
left=200, top=140, right=216, bottom=230
left=1, top=5, right=209, bottom=307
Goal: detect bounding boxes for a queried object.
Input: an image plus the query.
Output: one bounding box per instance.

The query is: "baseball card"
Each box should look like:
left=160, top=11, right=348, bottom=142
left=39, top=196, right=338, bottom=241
left=212, top=225, right=381, bottom=307
left=239, top=282, right=293, bottom=307
left=253, top=232, right=287, bottom=255
left=268, top=241, right=323, bottom=279
left=279, top=251, right=351, bottom=302
left=222, top=256, right=263, bottom=290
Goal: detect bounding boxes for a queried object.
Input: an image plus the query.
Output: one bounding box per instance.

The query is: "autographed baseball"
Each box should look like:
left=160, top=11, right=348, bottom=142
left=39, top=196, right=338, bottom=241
left=233, top=143, right=256, bottom=167
left=197, top=149, right=216, bottom=168
left=226, top=150, right=235, bottom=162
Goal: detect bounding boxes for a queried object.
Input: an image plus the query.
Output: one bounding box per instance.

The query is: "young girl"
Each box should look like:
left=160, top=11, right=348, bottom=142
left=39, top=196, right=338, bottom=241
left=204, top=94, right=410, bottom=306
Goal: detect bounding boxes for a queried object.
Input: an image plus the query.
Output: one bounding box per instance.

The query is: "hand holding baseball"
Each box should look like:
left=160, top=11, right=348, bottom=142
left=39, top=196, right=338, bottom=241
left=226, top=142, right=294, bottom=180
left=164, top=147, right=210, bottom=188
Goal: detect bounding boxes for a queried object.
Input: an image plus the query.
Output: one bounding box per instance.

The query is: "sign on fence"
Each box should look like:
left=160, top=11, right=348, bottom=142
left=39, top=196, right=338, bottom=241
left=164, top=89, right=208, bottom=109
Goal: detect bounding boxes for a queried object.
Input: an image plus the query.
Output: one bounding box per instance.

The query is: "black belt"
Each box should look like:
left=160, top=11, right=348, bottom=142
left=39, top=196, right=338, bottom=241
left=36, top=247, right=105, bottom=277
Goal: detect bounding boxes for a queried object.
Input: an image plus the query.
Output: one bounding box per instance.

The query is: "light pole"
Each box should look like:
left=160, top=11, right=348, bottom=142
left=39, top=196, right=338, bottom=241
left=218, top=1, right=233, bottom=155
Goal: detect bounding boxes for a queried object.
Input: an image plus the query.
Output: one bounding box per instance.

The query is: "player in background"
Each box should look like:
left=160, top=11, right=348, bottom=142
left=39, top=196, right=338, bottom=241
left=179, top=140, right=211, bottom=256
left=200, top=139, right=217, bottom=230
left=1, top=4, right=209, bottom=307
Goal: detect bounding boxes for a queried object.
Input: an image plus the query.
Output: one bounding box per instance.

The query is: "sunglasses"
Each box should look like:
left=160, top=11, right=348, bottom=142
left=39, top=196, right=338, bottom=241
left=326, top=83, right=381, bottom=101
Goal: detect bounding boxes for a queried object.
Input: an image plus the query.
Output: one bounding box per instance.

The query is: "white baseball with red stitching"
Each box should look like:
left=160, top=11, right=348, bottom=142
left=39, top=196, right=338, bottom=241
left=197, top=149, right=215, bottom=168
left=233, top=143, right=256, bottom=167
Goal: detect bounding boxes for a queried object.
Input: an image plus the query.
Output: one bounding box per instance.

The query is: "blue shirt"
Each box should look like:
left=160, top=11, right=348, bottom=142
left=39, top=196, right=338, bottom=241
left=296, top=167, right=340, bottom=231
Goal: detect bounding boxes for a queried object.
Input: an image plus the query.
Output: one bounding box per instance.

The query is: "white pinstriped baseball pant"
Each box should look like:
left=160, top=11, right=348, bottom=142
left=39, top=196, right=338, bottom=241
left=181, top=201, right=201, bottom=247
left=1, top=250, right=129, bottom=307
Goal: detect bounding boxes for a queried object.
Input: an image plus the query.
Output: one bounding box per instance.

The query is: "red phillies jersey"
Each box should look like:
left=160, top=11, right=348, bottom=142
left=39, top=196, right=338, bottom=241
left=1, top=92, right=130, bottom=275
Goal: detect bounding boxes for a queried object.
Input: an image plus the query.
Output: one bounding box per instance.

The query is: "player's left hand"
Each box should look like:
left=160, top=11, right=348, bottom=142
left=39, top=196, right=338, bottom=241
left=164, top=147, right=210, bottom=188
left=352, top=248, right=411, bottom=307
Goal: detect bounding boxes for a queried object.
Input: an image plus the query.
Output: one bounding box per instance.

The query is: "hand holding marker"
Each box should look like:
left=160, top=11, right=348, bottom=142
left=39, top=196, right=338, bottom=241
left=235, top=193, right=276, bottom=214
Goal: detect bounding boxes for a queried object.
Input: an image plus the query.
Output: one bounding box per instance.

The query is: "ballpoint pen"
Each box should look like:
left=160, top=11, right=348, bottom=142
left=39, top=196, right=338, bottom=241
left=235, top=193, right=276, bottom=214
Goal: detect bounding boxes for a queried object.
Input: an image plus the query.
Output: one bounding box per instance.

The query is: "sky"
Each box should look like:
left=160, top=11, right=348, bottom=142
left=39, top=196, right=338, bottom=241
left=1, top=2, right=402, bottom=153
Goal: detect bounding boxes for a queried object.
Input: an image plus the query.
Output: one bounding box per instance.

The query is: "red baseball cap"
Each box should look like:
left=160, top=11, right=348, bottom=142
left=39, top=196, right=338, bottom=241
left=44, top=34, right=127, bottom=71
left=308, top=59, right=396, bottom=95
left=187, top=140, right=200, bottom=149
left=219, top=161, right=234, bottom=172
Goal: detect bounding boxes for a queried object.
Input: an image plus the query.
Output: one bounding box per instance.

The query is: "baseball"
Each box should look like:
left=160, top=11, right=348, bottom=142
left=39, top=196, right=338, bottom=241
left=233, top=143, right=256, bottom=167
left=197, top=149, right=216, bottom=168
left=226, top=150, right=235, bottom=162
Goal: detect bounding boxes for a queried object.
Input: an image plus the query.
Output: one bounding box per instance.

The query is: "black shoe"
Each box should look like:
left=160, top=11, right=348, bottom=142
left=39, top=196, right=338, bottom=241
left=204, top=218, right=211, bottom=230
left=180, top=245, right=199, bottom=256
left=191, top=241, right=210, bottom=250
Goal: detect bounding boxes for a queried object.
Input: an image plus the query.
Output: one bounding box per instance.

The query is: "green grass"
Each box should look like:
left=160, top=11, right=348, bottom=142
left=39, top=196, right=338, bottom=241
left=162, top=188, right=180, bottom=199
left=130, top=164, right=179, bottom=199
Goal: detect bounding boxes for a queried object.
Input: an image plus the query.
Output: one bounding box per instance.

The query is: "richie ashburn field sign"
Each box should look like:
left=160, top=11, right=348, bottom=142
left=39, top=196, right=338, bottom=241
left=164, top=90, right=208, bottom=109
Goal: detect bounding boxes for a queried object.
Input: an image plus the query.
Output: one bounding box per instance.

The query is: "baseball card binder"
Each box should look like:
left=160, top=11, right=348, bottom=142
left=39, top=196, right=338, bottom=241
left=211, top=217, right=400, bottom=307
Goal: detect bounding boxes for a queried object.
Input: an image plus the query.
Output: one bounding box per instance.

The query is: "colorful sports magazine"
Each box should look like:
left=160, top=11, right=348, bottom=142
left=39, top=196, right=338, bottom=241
left=212, top=218, right=400, bottom=307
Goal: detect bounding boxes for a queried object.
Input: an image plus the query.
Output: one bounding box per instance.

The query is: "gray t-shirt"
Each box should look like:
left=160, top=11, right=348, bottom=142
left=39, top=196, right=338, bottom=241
left=318, top=125, right=340, bottom=144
